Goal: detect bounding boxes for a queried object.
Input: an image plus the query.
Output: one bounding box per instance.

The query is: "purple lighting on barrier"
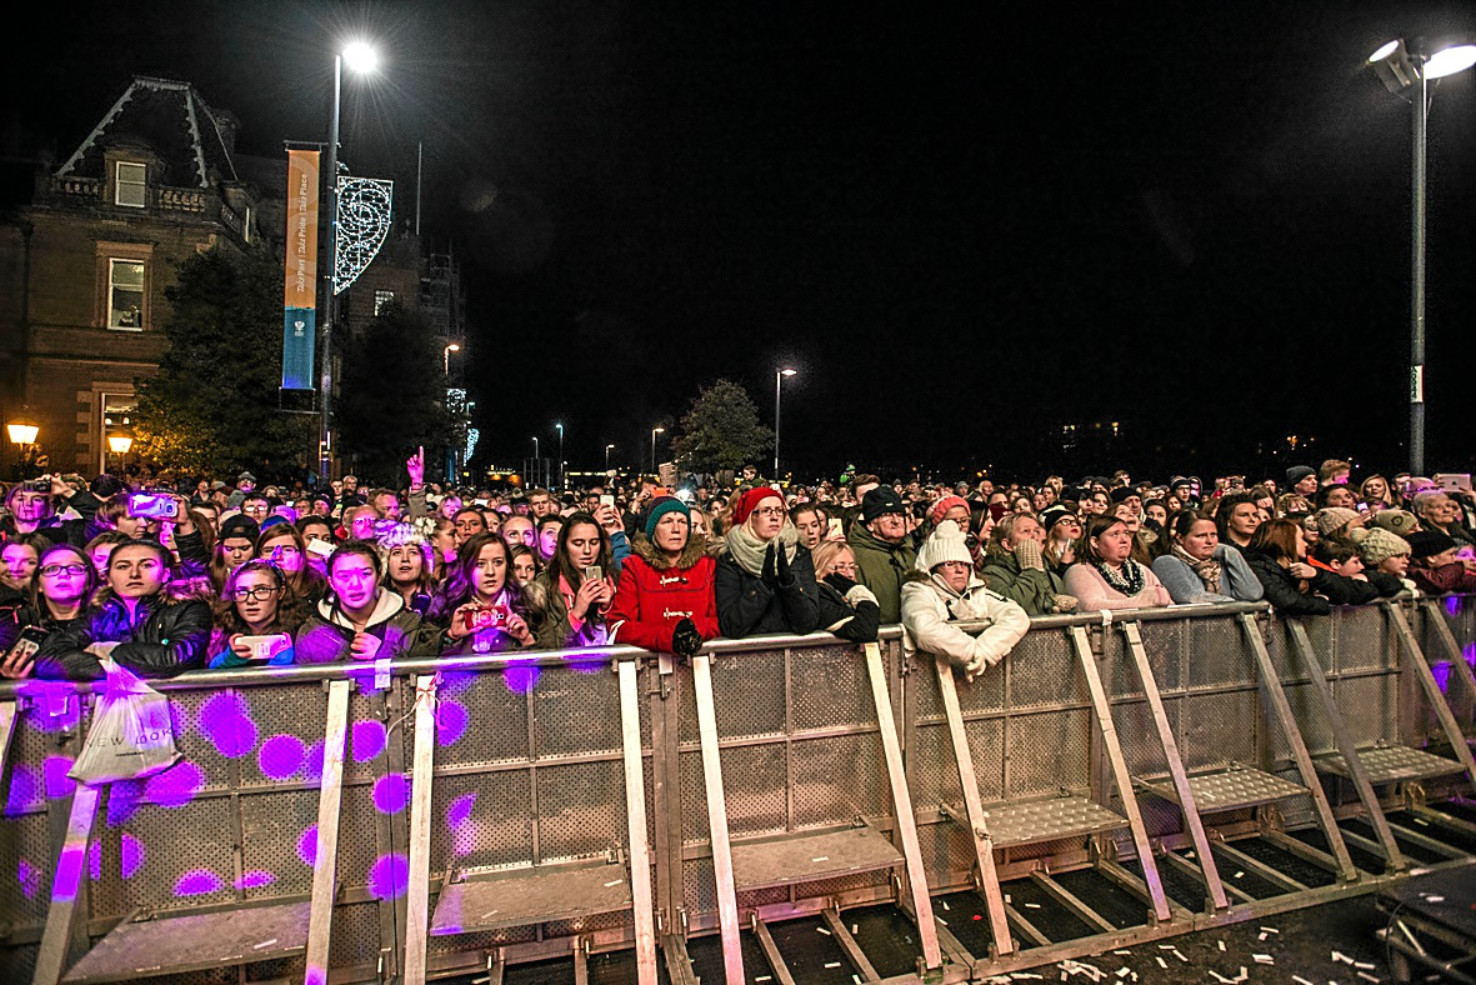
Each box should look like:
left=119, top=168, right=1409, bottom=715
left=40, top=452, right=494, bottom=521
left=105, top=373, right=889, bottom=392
left=16, top=680, right=81, bottom=732
left=43, top=756, right=76, bottom=799
left=1465, top=642, right=1476, bottom=669
left=144, top=760, right=206, bottom=809
left=306, top=966, right=328, bottom=985
left=304, top=739, right=325, bottom=784
left=174, top=869, right=224, bottom=896
left=89, top=841, right=102, bottom=881
left=505, top=661, right=540, bottom=694
left=1432, top=662, right=1453, bottom=695
left=121, top=833, right=145, bottom=880
left=437, top=700, right=469, bottom=746
left=367, top=853, right=409, bottom=899
left=236, top=870, right=276, bottom=890
left=447, top=791, right=478, bottom=857
left=440, top=670, right=476, bottom=695
left=51, top=844, right=84, bottom=903
left=17, top=857, right=41, bottom=899
left=373, top=773, right=411, bottom=814
left=168, top=699, right=192, bottom=737
left=258, top=735, right=306, bottom=781
left=5, top=763, right=38, bottom=815
left=1447, top=596, right=1462, bottom=617
left=297, top=825, right=318, bottom=867
left=351, top=720, right=386, bottom=762
left=199, top=692, right=257, bottom=758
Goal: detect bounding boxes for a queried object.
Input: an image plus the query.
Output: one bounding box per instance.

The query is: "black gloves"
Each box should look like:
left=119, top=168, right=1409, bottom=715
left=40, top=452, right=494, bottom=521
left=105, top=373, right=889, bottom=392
left=761, top=542, right=778, bottom=586
left=774, top=542, right=792, bottom=584
left=671, top=618, right=702, bottom=658
left=824, top=572, right=856, bottom=595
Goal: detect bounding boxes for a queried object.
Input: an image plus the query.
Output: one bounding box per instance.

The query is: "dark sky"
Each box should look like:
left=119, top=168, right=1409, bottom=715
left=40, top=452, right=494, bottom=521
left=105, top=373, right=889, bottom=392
left=5, top=1, right=1476, bottom=481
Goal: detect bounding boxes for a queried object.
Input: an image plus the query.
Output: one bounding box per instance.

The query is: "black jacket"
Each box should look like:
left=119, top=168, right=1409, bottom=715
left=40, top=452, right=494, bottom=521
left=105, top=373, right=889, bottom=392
left=816, top=576, right=881, bottom=643
left=715, top=547, right=821, bottom=638
left=34, top=594, right=212, bottom=681
left=1243, top=550, right=1359, bottom=616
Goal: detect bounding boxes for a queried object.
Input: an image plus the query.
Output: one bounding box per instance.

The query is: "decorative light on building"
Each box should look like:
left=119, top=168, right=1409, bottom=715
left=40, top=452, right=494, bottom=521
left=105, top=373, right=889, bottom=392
left=333, top=177, right=394, bottom=295
left=465, top=428, right=480, bottom=461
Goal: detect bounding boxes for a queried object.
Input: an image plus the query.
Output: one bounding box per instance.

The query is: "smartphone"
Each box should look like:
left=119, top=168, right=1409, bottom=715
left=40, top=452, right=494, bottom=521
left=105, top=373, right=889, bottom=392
left=128, top=493, right=179, bottom=519
left=235, top=633, right=292, bottom=662
left=586, top=565, right=603, bottom=584
left=5, top=626, right=50, bottom=670
left=467, top=605, right=509, bottom=631
left=1435, top=473, right=1473, bottom=494
left=305, top=539, right=335, bottom=559
left=599, top=494, right=615, bottom=508
left=827, top=518, right=844, bottom=537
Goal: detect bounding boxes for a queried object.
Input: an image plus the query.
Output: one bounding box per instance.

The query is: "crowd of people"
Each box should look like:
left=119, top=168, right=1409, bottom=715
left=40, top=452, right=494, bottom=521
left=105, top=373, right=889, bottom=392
left=1, top=452, right=1473, bottom=684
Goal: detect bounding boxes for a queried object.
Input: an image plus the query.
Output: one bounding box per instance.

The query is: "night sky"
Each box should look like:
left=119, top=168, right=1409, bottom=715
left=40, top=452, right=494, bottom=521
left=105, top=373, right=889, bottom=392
left=4, top=2, right=1475, bottom=482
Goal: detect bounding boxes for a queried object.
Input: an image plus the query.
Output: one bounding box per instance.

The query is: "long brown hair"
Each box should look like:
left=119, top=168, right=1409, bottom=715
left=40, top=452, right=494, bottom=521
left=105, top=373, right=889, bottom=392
left=1249, top=518, right=1303, bottom=563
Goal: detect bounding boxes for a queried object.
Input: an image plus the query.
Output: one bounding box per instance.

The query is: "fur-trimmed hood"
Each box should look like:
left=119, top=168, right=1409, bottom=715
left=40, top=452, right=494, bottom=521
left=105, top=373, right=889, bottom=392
left=631, top=532, right=709, bottom=572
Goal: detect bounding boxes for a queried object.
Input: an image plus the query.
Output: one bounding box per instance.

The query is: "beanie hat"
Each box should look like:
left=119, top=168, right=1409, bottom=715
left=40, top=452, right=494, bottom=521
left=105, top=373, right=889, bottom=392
left=1109, top=487, right=1137, bottom=504
left=1314, top=507, right=1362, bottom=538
left=1359, top=528, right=1411, bottom=566
left=928, top=495, right=969, bottom=527
left=861, top=487, right=905, bottom=523
left=1406, top=530, right=1457, bottom=561
left=259, top=515, right=289, bottom=533
left=219, top=514, right=260, bottom=544
left=1371, top=509, right=1419, bottom=539
left=644, top=495, right=691, bottom=539
left=1039, top=504, right=1075, bottom=535
left=730, top=486, right=782, bottom=527
left=916, top=520, right=972, bottom=573
left=1286, top=466, right=1316, bottom=486
left=1169, top=475, right=1191, bottom=491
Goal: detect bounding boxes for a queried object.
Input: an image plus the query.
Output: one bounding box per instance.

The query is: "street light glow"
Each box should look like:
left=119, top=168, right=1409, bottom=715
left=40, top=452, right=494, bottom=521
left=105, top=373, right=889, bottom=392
left=1368, top=40, right=1400, bottom=63
left=343, top=41, right=379, bottom=74
left=1425, top=44, right=1476, bottom=79
left=780, top=368, right=797, bottom=377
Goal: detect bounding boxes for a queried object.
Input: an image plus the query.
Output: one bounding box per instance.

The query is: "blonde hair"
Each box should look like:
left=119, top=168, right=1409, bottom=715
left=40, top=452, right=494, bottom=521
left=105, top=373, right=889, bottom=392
left=810, top=540, right=853, bottom=578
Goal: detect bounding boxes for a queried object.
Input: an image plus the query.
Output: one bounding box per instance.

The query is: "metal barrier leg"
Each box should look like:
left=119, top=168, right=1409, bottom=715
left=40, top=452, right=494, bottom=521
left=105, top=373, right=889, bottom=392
left=30, top=783, right=100, bottom=985
left=404, top=675, right=439, bottom=985
left=1236, top=613, right=1359, bottom=883
left=1422, top=598, right=1476, bottom=714
left=1285, top=621, right=1408, bottom=872
left=933, top=653, right=1013, bottom=958
left=304, top=679, right=352, bottom=985
left=1067, top=627, right=1172, bottom=924
left=1390, top=604, right=1476, bottom=796
left=861, top=643, right=942, bottom=969
left=617, top=658, right=659, bottom=985
left=1119, top=622, right=1230, bottom=912
left=691, top=653, right=744, bottom=985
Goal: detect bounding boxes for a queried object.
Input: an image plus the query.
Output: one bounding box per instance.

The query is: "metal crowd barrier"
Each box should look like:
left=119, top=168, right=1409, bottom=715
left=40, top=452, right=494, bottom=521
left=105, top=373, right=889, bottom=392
left=0, top=598, right=1473, bottom=985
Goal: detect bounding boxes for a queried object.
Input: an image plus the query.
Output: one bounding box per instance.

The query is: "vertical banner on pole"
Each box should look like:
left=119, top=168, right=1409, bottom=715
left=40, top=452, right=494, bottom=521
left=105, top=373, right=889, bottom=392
left=282, top=150, right=320, bottom=390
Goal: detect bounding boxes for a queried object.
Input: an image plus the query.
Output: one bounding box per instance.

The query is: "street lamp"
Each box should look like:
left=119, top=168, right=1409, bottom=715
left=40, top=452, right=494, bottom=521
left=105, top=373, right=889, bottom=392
left=443, top=343, right=460, bottom=376
left=107, top=433, right=133, bottom=473
left=605, top=444, right=615, bottom=470
left=1367, top=37, right=1476, bottom=474
left=318, top=40, right=379, bottom=487
left=651, top=427, right=665, bottom=475
left=554, top=422, right=564, bottom=491
left=774, top=368, right=797, bottom=478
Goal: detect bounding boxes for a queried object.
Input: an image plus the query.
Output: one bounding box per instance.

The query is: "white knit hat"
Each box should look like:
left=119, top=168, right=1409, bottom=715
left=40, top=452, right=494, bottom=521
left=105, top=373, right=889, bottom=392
left=916, top=520, right=972, bottom=573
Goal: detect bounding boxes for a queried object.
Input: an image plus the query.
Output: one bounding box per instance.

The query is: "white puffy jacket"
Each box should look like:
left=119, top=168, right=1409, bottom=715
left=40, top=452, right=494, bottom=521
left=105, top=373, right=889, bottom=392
left=901, top=574, right=1031, bottom=681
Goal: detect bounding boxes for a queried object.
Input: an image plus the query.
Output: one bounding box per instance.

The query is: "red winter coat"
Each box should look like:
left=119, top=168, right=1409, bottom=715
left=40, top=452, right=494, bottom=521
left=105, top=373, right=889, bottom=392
left=608, top=536, right=720, bottom=653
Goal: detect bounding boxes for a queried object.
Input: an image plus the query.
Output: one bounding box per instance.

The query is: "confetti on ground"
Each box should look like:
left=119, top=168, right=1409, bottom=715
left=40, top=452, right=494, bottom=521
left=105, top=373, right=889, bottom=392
left=253, top=939, right=277, bottom=949
left=851, top=924, right=858, bottom=934
left=816, top=926, right=831, bottom=935
left=755, top=977, right=771, bottom=982
left=812, top=856, right=830, bottom=862
left=852, top=976, right=861, bottom=985
left=1293, top=978, right=1314, bottom=985
left=1233, top=871, right=1244, bottom=879
left=1116, top=969, right=1129, bottom=979
left=1260, top=926, right=1279, bottom=934
left=1253, top=954, right=1274, bottom=965
left=1259, top=932, right=1269, bottom=941
left=1172, top=949, right=1187, bottom=963
left=1333, top=951, right=1355, bottom=965
left=823, top=962, right=841, bottom=969
left=1024, top=902, right=1041, bottom=909
left=938, top=918, right=947, bottom=926
left=1354, top=963, right=1375, bottom=971
left=941, top=900, right=950, bottom=910
left=1217, top=941, right=1226, bottom=952
left=1356, top=974, right=1380, bottom=984
left=1421, top=895, right=1445, bottom=903
left=1154, top=957, right=1166, bottom=970
left=1114, top=950, right=1131, bottom=956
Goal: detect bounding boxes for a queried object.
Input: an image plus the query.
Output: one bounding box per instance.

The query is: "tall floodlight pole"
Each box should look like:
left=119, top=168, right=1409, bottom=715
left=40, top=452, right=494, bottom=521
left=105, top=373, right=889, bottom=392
left=651, top=427, right=665, bottom=475
left=605, top=444, right=615, bottom=470
left=774, top=368, right=797, bottom=478
left=555, top=422, right=564, bottom=491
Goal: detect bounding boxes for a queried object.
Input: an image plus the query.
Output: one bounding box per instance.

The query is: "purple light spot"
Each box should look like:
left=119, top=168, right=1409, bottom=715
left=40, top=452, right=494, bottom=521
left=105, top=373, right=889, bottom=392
left=296, top=825, right=318, bottom=867
left=505, top=663, right=540, bottom=694
left=367, top=853, right=409, bottom=899
left=1446, top=596, right=1462, bottom=617
left=120, top=833, right=145, bottom=880
left=373, top=773, right=411, bottom=815
left=174, top=868, right=223, bottom=896
left=446, top=792, right=477, bottom=831
left=258, top=735, right=306, bottom=781
left=88, top=841, right=102, bottom=881
left=351, top=720, right=386, bottom=762
left=106, top=782, right=142, bottom=827
left=52, top=844, right=84, bottom=903
left=440, top=671, right=477, bottom=695
left=43, top=756, right=75, bottom=799
left=303, top=739, right=325, bottom=784
left=168, top=700, right=192, bottom=737
left=144, top=760, right=205, bottom=808
left=205, top=713, right=258, bottom=759
left=1465, top=642, right=1476, bottom=669
left=306, top=966, right=328, bottom=985
left=436, top=700, right=469, bottom=747
left=200, top=691, right=250, bottom=722
left=17, top=857, right=42, bottom=899
left=4, top=763, right=39, bottom=815
left=1433, top=662, right=1453, bottom=695
left=17, top=681, right=81, bottom=732
left=235, top=869, right=276, bottom=890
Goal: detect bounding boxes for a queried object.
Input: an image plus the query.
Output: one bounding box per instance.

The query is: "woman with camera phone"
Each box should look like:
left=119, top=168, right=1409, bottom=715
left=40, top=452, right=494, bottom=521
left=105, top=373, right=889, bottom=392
left=429, top=532, right=535, bottom=655
left=525, top=512, right=617, bottom=648
left=0, top=543, right=99, bottom=679
left=208, top=560, right=302, bottom=668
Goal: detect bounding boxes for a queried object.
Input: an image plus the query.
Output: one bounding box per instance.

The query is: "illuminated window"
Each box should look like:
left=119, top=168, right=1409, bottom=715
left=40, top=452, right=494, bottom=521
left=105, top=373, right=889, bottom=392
left=115, top=162, right=147, bottom=208
left=374, top=290, right=396, bottom=315
left=108, top=259, right=146, bottom=329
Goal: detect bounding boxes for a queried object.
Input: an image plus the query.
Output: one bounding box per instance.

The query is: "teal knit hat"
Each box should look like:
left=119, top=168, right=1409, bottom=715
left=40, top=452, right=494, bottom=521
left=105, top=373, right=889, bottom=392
left=644, top=496, right=691, bottom=539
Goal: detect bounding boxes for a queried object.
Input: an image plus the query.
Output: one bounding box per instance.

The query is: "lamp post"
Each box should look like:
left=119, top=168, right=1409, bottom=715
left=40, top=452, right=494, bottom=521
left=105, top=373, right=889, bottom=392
left=774, top=368, right=797, bottom=478
left=107, top=434, right=133, bottom=474
left=8, top=421, right=38, bottom=480
left=532, top=436, right=539, bottom=487
left=318, top=40, right=379, bottom=488
left=443, top=343, right=460, bottom=376
left=554, top=422, right=564, bottom=491
left=650, top=427, right=665, bottom=475
left=1367, top=38, right=1476, bottom=474
left=605, top=444, right=615, bottom=470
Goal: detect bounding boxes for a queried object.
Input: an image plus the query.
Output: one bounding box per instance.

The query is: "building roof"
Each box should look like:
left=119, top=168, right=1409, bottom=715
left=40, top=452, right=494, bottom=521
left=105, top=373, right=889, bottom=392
left=56, top=76, right=237, bottom=188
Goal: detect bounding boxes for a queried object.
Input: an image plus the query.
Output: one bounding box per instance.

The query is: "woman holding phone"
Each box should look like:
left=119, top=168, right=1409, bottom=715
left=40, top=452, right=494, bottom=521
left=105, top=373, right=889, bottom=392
left=431, top=532, right=535, bottom=654
left=208, top=560, right=301, bottom=668
left=525, top=512, right=617, bottom=648
left=0, top=544, right=99, bottom=678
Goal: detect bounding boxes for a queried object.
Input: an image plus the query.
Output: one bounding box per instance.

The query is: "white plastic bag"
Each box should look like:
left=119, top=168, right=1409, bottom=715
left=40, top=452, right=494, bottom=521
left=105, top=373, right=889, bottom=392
left=68, top=661, right=180, bottom=785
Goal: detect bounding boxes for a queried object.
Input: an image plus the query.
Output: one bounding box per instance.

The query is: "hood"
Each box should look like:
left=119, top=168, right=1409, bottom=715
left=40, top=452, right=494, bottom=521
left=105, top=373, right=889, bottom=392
left=632, top=532, right=708, bottom=571
left=317, top=589, right=405, bottom=630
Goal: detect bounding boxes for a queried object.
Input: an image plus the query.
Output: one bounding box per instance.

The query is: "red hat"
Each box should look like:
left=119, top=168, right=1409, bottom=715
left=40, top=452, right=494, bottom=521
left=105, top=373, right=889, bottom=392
left=928, top=495, right=969, bottom=527
left=730, top=486, right=783, bottom=527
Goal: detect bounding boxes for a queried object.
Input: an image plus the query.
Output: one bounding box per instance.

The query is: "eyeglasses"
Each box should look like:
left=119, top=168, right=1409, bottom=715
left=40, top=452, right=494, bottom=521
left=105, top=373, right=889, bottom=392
left=752, top=507, right=787, bottom=518
left=41, top=563, right=88, bottom=577
left=266, top=546, right=302, bottom=557
left=231, top=586, right=280, bottom=602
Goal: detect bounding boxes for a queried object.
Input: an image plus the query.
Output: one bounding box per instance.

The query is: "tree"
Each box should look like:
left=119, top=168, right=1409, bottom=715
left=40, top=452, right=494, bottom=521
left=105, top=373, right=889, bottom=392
left=670, top=379, right=772, bottom=474
left=335, top=302, right=450, bottom=482
left=134, top=248, right=313, bottom=477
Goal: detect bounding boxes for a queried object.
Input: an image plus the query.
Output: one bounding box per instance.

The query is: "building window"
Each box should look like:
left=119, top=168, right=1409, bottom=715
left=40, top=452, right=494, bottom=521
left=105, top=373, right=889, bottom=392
left=374, top=290, right=396, bottom=315
left=108, top=259, right=146, bottom=329
left=115, top=162, right=147, bottom=208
